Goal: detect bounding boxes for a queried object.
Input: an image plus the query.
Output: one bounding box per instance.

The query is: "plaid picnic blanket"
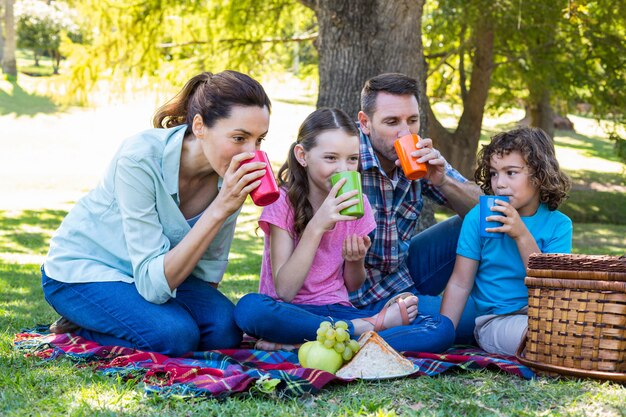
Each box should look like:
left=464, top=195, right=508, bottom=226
left=14, top=328, right=534, bottom=398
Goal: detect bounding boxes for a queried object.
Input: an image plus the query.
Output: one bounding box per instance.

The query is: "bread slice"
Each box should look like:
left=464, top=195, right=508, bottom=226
left=336, top=331, right=416, bottom=379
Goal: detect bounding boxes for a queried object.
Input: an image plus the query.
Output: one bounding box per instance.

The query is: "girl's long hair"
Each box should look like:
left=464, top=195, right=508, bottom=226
left=474, top=126, right=570, bottom=210
left=152, top=70, right=271, bottom=134
left=277, top=108, right=359, bottom=237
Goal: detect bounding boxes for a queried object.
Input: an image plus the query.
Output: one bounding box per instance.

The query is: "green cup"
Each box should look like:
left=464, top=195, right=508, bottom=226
left=330, top=171, right=364, bottom=219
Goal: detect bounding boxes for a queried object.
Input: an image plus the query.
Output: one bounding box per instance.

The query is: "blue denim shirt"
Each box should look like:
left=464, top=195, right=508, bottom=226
left=44, top=125, right=240, bottom=304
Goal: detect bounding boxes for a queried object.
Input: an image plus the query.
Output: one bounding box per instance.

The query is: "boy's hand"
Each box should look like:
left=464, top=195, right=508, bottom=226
left=487, top=199, right=530, bottom=240
left=342, top=234, right=371, bottom=262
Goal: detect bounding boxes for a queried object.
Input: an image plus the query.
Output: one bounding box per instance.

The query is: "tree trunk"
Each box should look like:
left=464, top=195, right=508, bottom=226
left=527, top=88, right=555, bottom=138
left=0, top=5, right=4, bottom=65
left=301, top=0, right=436, bottom=227
left=2, top=0, right=17, bottom=77
left=301, top=0, right=426, bottom=125
left=424, top=19, right=495, bottom=178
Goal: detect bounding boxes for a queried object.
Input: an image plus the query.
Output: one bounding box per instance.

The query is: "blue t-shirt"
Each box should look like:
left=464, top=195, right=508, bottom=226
left=457, top=203, right=572, bottom=316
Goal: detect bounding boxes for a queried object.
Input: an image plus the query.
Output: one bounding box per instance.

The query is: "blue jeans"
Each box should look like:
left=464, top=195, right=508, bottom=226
left=42, top=267, right=242, bottom=356
left=234, top=293, right=455, bottom=353
left=370, top=215, right=477, bottom=345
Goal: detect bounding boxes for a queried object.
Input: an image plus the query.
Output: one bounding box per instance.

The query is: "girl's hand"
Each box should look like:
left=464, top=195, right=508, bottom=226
left=308, top=178, right=360, bottom=233
left=342, top=234, right=372, bottom=262
left=212, top=152, right=266, bottom=215
left=486, top=199, right=531, bottom=240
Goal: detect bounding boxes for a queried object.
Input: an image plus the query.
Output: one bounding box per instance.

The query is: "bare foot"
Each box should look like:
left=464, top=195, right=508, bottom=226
left=353, top=296, right=419, bottom=335
left=49, top=316, right=80, bottom=334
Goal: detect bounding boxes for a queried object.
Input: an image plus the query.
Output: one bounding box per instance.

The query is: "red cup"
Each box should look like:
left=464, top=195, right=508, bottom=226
left=394, top=133, right=428, bottom=180
left=242, top=150, right=280, bottom=206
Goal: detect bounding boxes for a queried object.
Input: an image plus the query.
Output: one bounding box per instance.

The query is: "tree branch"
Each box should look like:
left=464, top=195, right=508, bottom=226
left=158, top=33, right=317, bottom=48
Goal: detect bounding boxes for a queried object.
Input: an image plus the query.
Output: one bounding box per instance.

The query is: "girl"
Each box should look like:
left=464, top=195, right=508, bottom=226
left=441, top=126, right=572, bottom=356
left=43, top=71, right=271, bottom=356
left=235, top=108, right=455, bottom=353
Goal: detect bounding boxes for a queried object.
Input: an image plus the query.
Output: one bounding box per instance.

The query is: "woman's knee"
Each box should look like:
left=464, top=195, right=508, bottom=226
left=202, top=302, right=243, bottom=349
left=140, top=318, right=200, bottom=356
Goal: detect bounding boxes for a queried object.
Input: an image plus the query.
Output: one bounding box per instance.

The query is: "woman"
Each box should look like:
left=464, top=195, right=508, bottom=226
left=42, top=70, right=271, bottom=356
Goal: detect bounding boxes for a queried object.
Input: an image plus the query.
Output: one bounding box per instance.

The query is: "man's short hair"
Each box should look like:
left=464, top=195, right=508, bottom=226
left=360, top=73, right=420, bottom=116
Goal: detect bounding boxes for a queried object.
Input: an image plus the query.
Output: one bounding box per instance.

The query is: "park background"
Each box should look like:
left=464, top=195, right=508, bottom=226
left=1, top=1, right=625, bottom=416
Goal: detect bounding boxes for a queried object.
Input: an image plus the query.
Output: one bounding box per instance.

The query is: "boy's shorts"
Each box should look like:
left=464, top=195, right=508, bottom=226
left=474, top=306, right=528, bottom=356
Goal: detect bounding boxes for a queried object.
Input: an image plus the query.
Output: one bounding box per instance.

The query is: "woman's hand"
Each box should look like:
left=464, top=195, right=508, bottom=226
left=212, top=152, right=266, bottom=216
left=342, top=234, right=372, bottom=262
left=308, top=179, right=359, bottom=233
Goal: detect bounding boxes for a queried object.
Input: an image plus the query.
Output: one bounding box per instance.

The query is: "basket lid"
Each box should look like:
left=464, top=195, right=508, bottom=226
left=527, top=253, right=626, bottom=281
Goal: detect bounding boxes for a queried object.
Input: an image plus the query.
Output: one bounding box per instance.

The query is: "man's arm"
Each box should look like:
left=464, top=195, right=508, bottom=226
left=411, top=138, right=481, bottom=218
left=439, top=175, right=481, bottom=218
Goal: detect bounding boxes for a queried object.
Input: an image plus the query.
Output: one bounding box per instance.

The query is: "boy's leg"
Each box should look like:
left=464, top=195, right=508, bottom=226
left=474, top=308, right=528, bottom=356
left=42, top=270, right=200, bottom=356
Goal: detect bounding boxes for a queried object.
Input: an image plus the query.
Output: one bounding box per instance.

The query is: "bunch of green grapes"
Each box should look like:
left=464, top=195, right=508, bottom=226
left=315, top=320, right=361, bottom=362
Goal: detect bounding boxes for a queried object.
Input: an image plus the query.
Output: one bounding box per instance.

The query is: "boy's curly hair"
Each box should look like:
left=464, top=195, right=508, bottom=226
left=474, top=126, right=571, bottom=211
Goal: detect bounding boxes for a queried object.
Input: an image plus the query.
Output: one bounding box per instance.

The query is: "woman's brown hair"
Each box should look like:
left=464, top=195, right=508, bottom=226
left=474, top=126, right=570, bottom=211
left=153, top=70, right=271, bottom=134
left=277, top=108, right=359, bottom=237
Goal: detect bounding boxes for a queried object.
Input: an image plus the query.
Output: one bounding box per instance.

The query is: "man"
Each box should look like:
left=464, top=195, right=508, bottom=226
left=351, top=73, right=480, bottom=342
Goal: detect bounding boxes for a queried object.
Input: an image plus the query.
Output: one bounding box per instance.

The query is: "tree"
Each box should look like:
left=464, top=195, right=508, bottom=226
left=61, top=0, right=624, bottom=170
left=15, top=0, right=78, bottom=74
left=1, top=2, right=4, bottom=64
left=299, top=0, right=495, bottom=178
left=428, top=0, right=626, bottom=144
left=2, top=0, right=17, bottom=77
left=298, top=0, right=427, bottom=125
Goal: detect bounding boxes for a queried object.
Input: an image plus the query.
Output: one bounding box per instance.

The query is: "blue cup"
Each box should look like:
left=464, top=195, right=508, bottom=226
left=479, top=195, right=510, bottom=238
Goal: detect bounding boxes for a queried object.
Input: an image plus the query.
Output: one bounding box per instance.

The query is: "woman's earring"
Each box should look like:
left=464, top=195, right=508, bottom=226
left=300, top=161, right=307, bottom=167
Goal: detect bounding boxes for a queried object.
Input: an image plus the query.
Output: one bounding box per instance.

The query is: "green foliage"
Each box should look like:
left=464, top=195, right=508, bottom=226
left=64, top=0, right=316, bottom=102
left=424, top=1, right=626, bottom=126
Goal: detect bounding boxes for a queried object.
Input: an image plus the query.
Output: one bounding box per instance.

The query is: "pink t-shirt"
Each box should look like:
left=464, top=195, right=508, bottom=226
left=258, top=188, right=376, bottom=306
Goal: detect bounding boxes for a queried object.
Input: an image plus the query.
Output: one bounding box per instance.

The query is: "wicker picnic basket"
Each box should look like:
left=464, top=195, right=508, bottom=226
left=516, top=253, right=626, bottom=382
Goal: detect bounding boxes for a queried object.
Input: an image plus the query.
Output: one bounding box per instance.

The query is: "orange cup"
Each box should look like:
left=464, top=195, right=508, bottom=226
left=394, top=133, right=427, bottom=180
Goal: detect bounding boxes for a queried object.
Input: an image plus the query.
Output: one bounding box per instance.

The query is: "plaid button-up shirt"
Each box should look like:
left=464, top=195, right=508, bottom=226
left=349, top=129, right=468, bottom=307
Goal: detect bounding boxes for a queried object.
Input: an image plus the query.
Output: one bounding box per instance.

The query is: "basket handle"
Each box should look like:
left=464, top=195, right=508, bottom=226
left=515, top=330, right=626, bottom=382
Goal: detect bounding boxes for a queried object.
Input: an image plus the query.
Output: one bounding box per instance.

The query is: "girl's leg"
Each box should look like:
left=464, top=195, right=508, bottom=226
left=235, top=293, right=377, bottom=344
left=174, top=276, right=242, bottom=350
left=234, top=293, right=421, bottom=344
left=43, top=271, right=200, bottom=356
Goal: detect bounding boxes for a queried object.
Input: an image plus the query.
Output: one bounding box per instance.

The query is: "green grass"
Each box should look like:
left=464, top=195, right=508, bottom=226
left=16, top=49, right=56, bottom=77
left=561, top=190, right=626, bottom=225
left=0, top=78, right=59, bottom=116
left=1, top=88, right=625, bottom=415
left=1, top=200, right=625, bottom=416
